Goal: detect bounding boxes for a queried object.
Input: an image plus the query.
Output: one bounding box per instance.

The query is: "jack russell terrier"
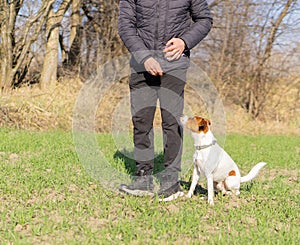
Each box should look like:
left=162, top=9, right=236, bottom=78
left=180, top=115, right=266, bottom=206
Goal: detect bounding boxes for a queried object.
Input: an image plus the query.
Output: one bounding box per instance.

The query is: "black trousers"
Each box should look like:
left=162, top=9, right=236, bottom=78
left=129, top=69, right=187, bottom=178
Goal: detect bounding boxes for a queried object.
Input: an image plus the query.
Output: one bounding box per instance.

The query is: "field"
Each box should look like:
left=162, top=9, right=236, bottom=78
left=0, top=128, right=299, bottom=244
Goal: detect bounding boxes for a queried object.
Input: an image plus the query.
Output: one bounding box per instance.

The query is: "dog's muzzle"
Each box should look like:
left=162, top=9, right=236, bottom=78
left=180, top=115, right=188, bottom=125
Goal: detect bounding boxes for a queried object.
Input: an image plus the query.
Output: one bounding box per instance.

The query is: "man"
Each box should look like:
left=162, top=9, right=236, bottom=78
left=118, top=0, right=212, bottom=201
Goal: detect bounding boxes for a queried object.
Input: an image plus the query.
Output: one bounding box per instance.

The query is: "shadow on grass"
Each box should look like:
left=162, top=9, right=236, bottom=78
left=180, top=180, right=208, bottom=195
left=180, top=181, right=255, bottom=196
left=113, top=149, right=226, bottom=196
left=113, top=149, right=165, bottom=176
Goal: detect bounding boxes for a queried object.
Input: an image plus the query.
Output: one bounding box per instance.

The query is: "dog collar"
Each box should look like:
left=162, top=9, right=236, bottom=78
left=195, top=140, right=217, bottom=151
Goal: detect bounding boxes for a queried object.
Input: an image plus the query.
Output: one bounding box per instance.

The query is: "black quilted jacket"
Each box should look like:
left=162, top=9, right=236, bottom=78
left=118, top=0, right=212, bottom=70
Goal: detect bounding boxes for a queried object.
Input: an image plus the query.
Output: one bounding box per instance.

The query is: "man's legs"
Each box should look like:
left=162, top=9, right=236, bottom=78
left=120, top=69, right=187, bottom=200
left=130, top=72, right=161, bottom=176
left=157, top=69, right=186, bottom=199
left=119, top=71, right=159, bottom=195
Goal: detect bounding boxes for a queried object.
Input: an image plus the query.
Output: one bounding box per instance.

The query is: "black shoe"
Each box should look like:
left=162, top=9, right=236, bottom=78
left=158, top=182, right=184, bottom=202
left=119, top=175, right=154, bottom=196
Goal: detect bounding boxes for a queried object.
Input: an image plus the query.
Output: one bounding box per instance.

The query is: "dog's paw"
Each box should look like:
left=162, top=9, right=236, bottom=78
left=234, top=190, right=240, bottom=195
left=186, top=193, right=192, bottom=198
left=223, top=190, right=233, bottom=196
left=208, top=198, right=214, bottom=206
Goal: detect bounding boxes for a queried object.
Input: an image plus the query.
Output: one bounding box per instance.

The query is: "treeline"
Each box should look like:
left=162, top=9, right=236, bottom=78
left=0, top=0, right=299, bottom=118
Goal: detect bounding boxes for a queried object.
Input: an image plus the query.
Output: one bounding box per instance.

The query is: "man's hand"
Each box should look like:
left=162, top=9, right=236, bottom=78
left=163, top=38, right=186, bottom=61
left=144, top=57, right=163, bottom=76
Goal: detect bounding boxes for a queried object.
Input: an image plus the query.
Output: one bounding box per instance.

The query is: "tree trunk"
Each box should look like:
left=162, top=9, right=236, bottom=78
left=0, top=0, right=55, bottom=92
left=39, top=0, right=71, bottom=89
left=40, top=22, right=59, bottom=89
left=0, top=1, right=17, bottom=92
left=64, top=0, right=82, bottom=73
left=247, top=0, right=295, bottom=118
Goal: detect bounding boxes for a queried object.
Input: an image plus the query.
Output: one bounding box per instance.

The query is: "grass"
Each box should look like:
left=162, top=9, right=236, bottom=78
left=0, top=128, right=299, bottom=244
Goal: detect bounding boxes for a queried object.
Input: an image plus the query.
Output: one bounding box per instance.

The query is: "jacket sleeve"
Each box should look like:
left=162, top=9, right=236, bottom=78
left=180, top=0, right=213, bottom=50
left=118, top=0, right=152, bottom=64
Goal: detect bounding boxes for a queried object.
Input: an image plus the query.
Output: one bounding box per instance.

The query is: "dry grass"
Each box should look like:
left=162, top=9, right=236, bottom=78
left=225, top=104, right=300, bottom=136
left=0, top=78, right=299, bottom=135
left=0, top=79, right=80, bottom=131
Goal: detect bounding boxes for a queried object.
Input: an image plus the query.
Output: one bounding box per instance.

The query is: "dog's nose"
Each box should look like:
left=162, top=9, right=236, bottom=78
left=180, top=115, right=188, bottom=124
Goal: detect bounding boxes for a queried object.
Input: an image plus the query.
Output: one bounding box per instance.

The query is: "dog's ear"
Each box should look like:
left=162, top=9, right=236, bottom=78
left=193, top=116, right=211, bottom=133
left=201, top=118, right=211, bottom=126
left=199, top=118, right=211, bottom=133
left=198, top=125, right=205, bottom=131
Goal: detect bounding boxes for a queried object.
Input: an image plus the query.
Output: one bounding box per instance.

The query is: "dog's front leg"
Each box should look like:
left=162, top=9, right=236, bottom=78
left=206, top=174, right=214, bottom=206
left=187, top=167, right=200, bottom=198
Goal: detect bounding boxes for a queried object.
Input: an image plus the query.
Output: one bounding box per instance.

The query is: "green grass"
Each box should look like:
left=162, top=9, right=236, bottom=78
left=0, top=128, right=299, bottom=244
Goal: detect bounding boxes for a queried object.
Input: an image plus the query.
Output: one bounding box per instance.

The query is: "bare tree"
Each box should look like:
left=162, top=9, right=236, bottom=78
left=1, top=0, right=298, bottom=120
left=247, top=0, right=297, bottom=117
left=40, top=0, right=72, bottom=89
left=202, top=0, right=299, bottom=118
left=0, top=0, right=55, bottom=92
left=65, top=0, right=82, bottom=72
left=58, top=0, right=126, bottom=79
left=78, top=0, right=125, bottom=78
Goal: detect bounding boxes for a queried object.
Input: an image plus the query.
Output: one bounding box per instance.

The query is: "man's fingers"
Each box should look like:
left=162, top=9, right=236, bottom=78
left=166, top=49, right=180, bottom=57
left=164, top=45, right=174, bottom=53
left=157, top=68, right=163, bottom=76
left=144, top=57, right=163, bottom=76
left=174, top=52, right=181, bottom=60
left=164, top=38, right=185, bottom=60
left=152, top=64, right=163, bottom=76
left=165, top=38, right=175, bottom=48
left=151, top=63, right=163, bottom=76
left=165, top=49, right=182, bottom=61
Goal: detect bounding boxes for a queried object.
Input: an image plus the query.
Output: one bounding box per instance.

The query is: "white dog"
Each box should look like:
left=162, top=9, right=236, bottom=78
left=181, top=115, right=266, bottom=206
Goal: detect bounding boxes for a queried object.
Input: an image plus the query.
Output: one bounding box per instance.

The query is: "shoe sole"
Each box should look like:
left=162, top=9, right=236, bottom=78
left=158, top=191, right=184, bottom=202
left=119, top=185, right=154, bottom=197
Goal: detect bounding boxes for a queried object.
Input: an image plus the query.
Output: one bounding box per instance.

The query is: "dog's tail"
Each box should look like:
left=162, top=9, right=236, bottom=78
left=240, top=162, right=267, bottom=183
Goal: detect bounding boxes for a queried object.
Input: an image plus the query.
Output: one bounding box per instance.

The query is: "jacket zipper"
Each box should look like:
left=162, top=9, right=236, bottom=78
left=154, top=0, right=161, bottom=51
left=163, top=0, right=170, bottom=45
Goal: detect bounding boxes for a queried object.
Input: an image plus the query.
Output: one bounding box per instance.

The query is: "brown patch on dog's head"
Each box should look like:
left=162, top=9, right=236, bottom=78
left=185, top=116, right=211, bottom=134
left=228, top=170, right=236, bottom=176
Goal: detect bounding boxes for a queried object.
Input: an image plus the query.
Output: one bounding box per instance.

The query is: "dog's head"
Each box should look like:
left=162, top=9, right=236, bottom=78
left=180, top=115, right=211, bottom=134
